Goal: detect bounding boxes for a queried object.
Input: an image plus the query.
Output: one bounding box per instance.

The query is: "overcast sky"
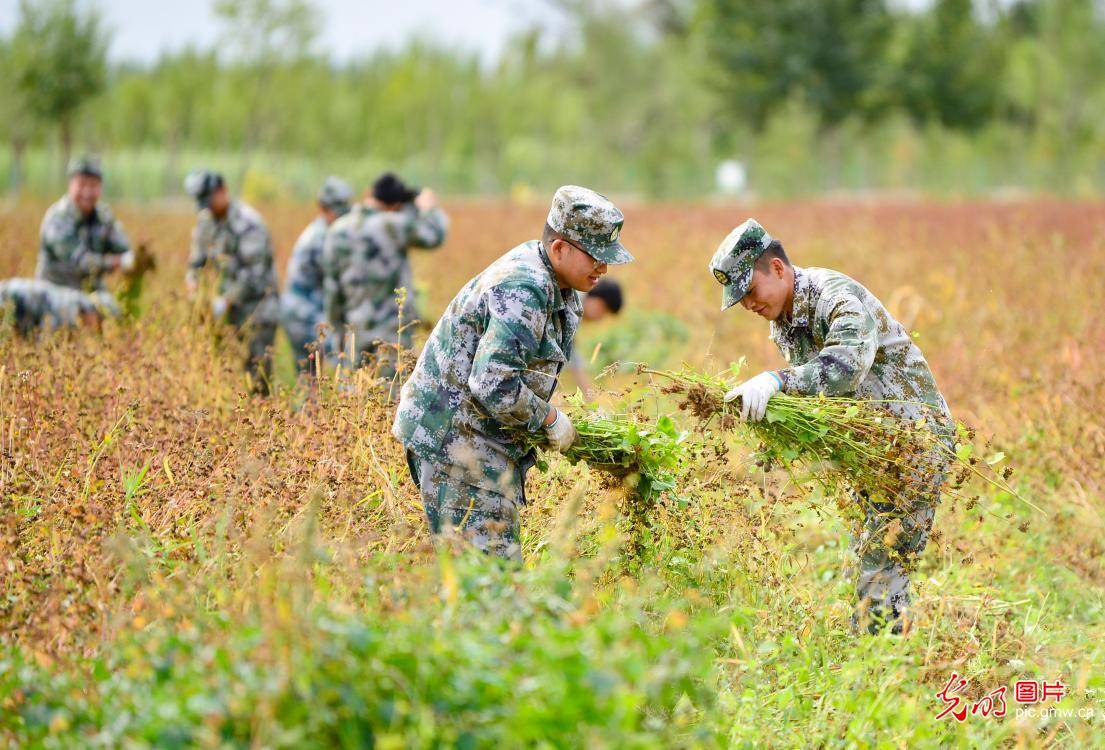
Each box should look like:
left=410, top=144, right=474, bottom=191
left=0, top=0, right=551, bottom=63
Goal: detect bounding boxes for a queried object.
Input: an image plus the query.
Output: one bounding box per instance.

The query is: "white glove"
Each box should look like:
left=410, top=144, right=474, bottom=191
left=724, top=371, right=783, bottom=422
left=544, top=409, right=577, bottom=452
left=211, top=296, right=229, bottom=319
left=118, top=250, right=136, bottom=272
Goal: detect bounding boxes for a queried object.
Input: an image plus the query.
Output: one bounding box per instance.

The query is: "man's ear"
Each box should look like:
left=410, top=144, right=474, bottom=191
left=771, top=257, right=787, bottom=278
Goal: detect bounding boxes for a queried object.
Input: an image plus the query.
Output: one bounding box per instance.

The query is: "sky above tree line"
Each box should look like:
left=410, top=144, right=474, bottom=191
left=0, top=0, right=949, bottom=64
left=0, top=0, right=545, bottom=63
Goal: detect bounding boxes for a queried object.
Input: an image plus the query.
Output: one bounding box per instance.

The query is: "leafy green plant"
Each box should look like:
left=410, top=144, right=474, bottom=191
left=521, top=401, right=689, bottom=503
left=646, top=364, right=1034, bottom=525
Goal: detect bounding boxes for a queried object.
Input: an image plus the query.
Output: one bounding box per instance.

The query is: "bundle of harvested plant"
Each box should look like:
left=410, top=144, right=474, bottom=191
left=521, top=408, right=688, bottom=501
left=645, top=364, right=1032, bottom=522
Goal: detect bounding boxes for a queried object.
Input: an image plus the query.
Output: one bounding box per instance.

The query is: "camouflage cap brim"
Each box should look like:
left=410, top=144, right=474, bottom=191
left=720, top=266, right=754, bottom=310
left=584, top=241, right=635, bottom=265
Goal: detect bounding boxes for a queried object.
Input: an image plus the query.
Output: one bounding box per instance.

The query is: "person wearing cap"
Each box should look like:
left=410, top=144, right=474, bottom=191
left=36, top=155, right=134, bottom=293
left=322, top=172, right=448, bottom=379
left=184, top=169, right=280, bottom=395
left=568, top=279, right=625, bottom=399
left=281, top=176, right=353, bottom=375
left=392, top=185, right=634, bottom=561
left=1, top=277, right=120, bottom=336
left=709, top=218, right=953, bottom=635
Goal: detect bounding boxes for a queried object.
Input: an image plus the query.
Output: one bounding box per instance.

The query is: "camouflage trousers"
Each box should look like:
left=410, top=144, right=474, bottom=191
left=850, top=448, right=948, bottom=635
left=229, top=319, right=276, bottom=395
left=406, top=450, right=524, bottom=562
left=282, top=314, right=321, bottom=375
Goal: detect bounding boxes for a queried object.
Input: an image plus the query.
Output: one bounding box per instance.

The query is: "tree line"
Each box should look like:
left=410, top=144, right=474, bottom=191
left=3, top=0, right=1105, bottom=198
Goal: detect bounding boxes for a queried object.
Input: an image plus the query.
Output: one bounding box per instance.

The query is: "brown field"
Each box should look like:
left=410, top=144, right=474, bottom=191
left=1, top=197, right=1103, bottom=745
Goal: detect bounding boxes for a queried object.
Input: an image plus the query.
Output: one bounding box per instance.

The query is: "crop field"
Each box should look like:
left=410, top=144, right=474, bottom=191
left=1, top=197, right=1104, bottom=747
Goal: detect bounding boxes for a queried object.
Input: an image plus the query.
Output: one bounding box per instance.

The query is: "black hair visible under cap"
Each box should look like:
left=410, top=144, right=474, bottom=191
left=372, top=172, right=420, bottom=205
left=586, top=278, right=624, bottom=314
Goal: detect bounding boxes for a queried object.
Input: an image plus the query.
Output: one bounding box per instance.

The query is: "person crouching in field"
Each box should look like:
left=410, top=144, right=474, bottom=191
left=393, top=186, right=635, bottom=561
left=710, top=219, right=953, bottom=635
left=184, top=170, right=280, bottom=395
left=281, top=176, right=353, bottom=376
left=37, top=155, right=134, bottom=293
left=323, top=173, right=448, bottom=381
left=0, top=278, right=120, bottom=336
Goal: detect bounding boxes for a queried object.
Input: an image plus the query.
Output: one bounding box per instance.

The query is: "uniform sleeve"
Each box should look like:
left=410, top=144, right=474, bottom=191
left=35, top=214, right=57, bottom=279
left=468, top=281, right=553, bottom=431
left=222, top=223, right=275, bottom=306
left=404, top=206, right=449, bottom=250
left=779, top=293, right=878, bottom=397
left=186, top=218, right=210, bottom=286
left=85, top=218, right=132, bottom=275
left=106, top=218, right=131, bottom=256
left=322, top=227, right=345, bottom=328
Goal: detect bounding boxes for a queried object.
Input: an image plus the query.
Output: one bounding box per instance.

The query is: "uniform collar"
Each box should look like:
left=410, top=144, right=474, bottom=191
left=779, top=265, right=814, bottom=330
left=537, top=241, right=580, bottom=314
left=62, top=195, right=102, bottom=224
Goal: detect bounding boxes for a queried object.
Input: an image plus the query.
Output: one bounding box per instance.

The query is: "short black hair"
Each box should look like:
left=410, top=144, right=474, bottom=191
left=542, top=222, right=567, bottom=248
left=373, top=172, right=420, bottom=204
left=587, top=279, right=624, bottom=314
left=754, top=240, right=790, bottom=271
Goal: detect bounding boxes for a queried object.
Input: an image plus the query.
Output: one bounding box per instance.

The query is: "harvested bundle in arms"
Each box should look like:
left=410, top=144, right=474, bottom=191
left=517, top=402, right=688, bottom=501
left=645, top=364, right=1034, bottom=522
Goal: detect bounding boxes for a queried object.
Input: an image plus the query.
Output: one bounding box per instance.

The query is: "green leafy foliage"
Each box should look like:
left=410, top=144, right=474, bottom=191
left=0, top=554, right=724, bottom=748
left=648, top=365, right=1034, bottom=526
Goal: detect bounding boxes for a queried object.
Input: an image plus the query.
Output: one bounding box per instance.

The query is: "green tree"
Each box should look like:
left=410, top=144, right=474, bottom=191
left=889, top=0, right=1007, bottom=130
left=694, top=0, right=895, bottom=129
left=10, top=0, right=110, bottom=176
left=0, top=36, right=33, bottom=192
left=212, top=0, right=320, bottom=176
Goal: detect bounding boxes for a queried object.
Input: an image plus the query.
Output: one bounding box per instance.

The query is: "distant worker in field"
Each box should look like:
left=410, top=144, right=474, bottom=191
left=393, top=186, right=634, bottom=561
left=281, top=176, right=353, bottom=375
left=184, top=169, right=280, bottom=395
left=322, top=172, right=448, bottom=379
left=710, top=218, right=952, bottom=635
left=37, top=155, right=134, bottom=292
left=0, top=277, right=120, bottom=337
left=568, top=278, right=625, bottom=399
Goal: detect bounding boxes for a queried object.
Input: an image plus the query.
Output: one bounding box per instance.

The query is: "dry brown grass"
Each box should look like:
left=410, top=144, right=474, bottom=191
left=1, top=196, right=1103, bottom=745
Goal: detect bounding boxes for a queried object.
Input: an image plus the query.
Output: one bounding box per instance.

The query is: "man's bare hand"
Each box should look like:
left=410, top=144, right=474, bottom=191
left=415, top=188, right=437, bottom=211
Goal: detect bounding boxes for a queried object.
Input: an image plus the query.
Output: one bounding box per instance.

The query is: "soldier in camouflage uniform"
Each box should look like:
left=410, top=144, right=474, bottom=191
left=1, top=278, right=120, bottom=336
left=37, top=155, right=134, bottom=292
left=323, top=173, right=448, bottom=378
left=281, top=176, right=353, bottom=374
left=393, top=186, right=634, bottom=561
left=709, top=218, right=953, bottom=635
left=184, top=170, right=279, bottom=394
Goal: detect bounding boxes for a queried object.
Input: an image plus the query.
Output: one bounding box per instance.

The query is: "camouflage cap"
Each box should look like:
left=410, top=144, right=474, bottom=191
left=317, top=176, right=353, bottom=212
left=546, top=185, right=634, bottom=265
left=183, top=169, right=225, bottom=209
left=709, top=218, right=774, bottom=310
left=67, top=155, right=103, bottom=180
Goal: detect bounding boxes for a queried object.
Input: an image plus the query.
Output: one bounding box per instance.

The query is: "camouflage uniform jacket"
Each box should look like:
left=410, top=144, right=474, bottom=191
left=0, top=278, right=119, bottom=333
left=770, top=266, right=950, bottom=425
left=187, top=201, right=279, bottom=325
left=36, top=195, right=130, bottom=291
left=393, top=241, right=582, bottom=493
left=323, top=203, right=448, bottom=346
left=281, top=216, right=328, bottom=330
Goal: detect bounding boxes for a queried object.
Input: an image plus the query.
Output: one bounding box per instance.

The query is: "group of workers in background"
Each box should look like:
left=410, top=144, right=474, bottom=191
left=2, top=155, right=626, bottom=399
